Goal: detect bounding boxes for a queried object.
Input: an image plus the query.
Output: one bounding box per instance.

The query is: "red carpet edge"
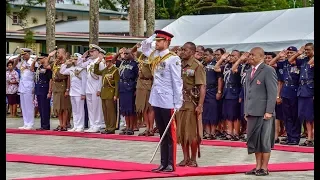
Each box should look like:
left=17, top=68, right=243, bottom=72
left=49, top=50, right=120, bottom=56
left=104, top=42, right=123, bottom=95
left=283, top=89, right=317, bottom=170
left=6, top=128, right=314, bottom=153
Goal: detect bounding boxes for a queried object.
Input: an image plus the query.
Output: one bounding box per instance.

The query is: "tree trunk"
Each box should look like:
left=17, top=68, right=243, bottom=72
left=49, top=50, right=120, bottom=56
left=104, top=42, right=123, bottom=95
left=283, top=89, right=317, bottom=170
left=303, top=0, right=307, bottom=7
left=137, top=0, right=145, bottom=36
left=90, top=0, right=99, bottom=45
left=129, top=0, right=139, bottom=36
left=46, top=0, right=56, bottom=53
left=145, top=0, right=155, bottom=37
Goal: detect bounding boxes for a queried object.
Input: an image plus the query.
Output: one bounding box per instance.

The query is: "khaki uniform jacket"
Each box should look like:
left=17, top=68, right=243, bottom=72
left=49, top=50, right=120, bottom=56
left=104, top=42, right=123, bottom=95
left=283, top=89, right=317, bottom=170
left=94, top=64, right=120, bottom=100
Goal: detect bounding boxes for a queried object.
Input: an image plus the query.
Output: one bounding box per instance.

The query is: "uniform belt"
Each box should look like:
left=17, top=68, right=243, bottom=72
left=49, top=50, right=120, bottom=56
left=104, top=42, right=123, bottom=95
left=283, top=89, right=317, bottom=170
left=54, top=79, right=66, bottom=82
left=120, top=79, right=135, bottom=82
left=300, top=80, right=313, bottom=85
left=207, top=84, right=217, bottom=89
left=139, top=77, right=152, bottom=80
left=284, top=80, right=298, bottom=86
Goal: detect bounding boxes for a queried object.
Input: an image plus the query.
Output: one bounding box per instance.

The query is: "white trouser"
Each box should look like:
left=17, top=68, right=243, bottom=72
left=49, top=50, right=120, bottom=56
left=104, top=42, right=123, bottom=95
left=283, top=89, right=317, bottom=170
left=20, top=93, right=35, bottom=127
left=71, top=96, right=85, bottom=129
left=86, top=93, right=103, bottom=129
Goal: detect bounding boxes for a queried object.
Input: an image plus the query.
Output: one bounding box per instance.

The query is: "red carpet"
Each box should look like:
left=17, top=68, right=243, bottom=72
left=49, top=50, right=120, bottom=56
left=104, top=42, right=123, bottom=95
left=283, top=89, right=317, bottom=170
left=8, top=153, right=314, bottom=180
left=14, top=171, right=176, bottom=180
left=6, top=128, right=314, bottom=153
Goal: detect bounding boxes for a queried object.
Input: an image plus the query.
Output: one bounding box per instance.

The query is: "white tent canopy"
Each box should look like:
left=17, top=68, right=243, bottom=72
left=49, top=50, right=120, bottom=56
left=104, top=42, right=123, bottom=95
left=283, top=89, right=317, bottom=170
left=162, top=7, right=314, bottom=52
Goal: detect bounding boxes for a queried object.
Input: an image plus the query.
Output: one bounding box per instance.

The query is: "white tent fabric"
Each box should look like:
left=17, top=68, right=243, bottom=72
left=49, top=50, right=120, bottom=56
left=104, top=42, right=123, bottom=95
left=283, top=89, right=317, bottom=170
left=162, top=7, right=314, bottom=52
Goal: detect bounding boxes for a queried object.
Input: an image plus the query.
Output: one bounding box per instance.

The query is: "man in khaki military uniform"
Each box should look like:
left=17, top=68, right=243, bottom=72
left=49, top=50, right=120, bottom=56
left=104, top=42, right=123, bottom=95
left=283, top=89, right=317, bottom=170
left=44, top=48, right=72, bottom=131
left=176, top=42, right=206, bottom=167
left=94, top=54, right=120, bottom=134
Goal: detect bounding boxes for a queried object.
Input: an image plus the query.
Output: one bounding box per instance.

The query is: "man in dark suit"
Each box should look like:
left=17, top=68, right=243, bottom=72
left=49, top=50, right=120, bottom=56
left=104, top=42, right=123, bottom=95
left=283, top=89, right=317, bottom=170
left=244, top=47, right=277, bottom=176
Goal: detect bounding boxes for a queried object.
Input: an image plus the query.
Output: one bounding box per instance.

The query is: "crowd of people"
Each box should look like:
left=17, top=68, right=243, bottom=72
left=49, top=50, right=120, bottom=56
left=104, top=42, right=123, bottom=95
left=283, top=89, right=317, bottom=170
left=6, top=35, right=314, bottom=149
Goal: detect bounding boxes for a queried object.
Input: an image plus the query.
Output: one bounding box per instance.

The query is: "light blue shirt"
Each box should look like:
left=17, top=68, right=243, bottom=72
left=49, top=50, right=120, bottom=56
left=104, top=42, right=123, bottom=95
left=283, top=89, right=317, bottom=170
left=142, top=48, right=183, bottom=109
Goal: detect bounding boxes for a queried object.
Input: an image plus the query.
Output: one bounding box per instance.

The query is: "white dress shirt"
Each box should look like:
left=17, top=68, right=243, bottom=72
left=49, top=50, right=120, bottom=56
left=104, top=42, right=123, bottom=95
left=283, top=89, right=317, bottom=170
left=60, top=64, right=87, bottom=96
left=77, top=57, right=105, bottom=94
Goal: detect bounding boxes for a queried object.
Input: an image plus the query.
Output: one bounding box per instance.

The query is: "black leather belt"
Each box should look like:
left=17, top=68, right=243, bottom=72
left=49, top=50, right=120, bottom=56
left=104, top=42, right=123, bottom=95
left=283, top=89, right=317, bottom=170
left=207, top=84, right=217, bottom=89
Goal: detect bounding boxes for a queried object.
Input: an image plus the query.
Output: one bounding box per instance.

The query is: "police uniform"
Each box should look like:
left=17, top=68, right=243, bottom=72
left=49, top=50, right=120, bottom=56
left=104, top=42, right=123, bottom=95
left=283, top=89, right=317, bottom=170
left=77, top=44, right=105, bottom=132
left=142, top=30, right=183, bottom=172
left=60, top=60, right=87, bottom=132
left=116, top=58, right=139, bottom=116
left=202, top=59, right=221, bottom=137
left=94, top=55, right=120, bottom=134
left=34, top=53, right=52, bottom=130
left=221, top=63, right=241, bottom=121
left=296, top=56, right=314, bottom=141
left=50, top=58, right=72, bottom=131
left=17, top=48, right=35, bottom=130
left=239, top=63, right=251, bottom=133
left=275, top=62, right=285, bottom=126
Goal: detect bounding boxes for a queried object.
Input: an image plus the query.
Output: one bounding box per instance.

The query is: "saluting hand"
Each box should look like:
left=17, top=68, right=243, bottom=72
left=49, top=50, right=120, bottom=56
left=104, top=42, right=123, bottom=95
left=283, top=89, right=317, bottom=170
left=298, top=46, right=305, bottom=55
left=264, top=113, right=273, bottom=120
left=220, top=53, right=230, bottom=61
left=239, top=52, right=249, bottom=61
left=49, top=50, right=56, bottom=57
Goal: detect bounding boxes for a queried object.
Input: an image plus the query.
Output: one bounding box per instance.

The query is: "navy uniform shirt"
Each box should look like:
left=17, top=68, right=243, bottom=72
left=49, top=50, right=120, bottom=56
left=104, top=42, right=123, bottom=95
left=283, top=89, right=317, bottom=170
left=221, top=63, right=241, bottom=100
left=296, top=57, right=314, bottom=97
left=116, top=59, right=139, bottom=93
left=205, top=59, right=221, bottom=99
left=277, top=60, right=300, bottom=98
left=239, top=63, right=251, bottom=99
left=34, top=65, right=52, bottom=96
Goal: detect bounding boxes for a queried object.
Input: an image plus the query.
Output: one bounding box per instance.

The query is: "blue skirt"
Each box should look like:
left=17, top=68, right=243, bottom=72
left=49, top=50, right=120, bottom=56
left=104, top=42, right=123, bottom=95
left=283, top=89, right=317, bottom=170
left=222, top=99, right=240, bottom=121
left=298, top=97, right=314, bottom=122
left=203, top=90, right=219, bottom=126
left=275, top=103, right=284, bottom=120
left=119, top=91, right=136, bottom=116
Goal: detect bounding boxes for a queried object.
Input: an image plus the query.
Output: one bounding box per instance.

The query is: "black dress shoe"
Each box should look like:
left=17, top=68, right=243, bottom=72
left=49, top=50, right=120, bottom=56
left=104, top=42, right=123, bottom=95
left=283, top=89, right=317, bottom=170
left=162, top=165, right=174, bottom=172
left=275, top=138, right=280, bottom=143
left=288, top=141, right=299, bottom=145
left=101, top=130, right=115, bottom=134
left=151, top=165, right=166, bottom=172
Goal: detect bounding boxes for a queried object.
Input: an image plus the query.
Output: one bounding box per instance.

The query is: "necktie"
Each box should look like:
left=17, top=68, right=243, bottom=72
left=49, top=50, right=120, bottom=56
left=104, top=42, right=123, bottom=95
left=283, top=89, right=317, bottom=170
left=251, top=67, right=256, bottom=79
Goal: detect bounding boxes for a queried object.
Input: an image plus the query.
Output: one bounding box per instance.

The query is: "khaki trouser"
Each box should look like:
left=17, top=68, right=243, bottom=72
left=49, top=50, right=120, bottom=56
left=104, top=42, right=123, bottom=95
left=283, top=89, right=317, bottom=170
left=102, top=99, right=117, bottom=131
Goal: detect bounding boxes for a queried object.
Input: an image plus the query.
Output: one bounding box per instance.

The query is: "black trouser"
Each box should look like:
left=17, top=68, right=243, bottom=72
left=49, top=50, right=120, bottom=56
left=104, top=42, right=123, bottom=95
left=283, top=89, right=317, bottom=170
left=153, top=106, right=173, bottom=167
left=37, top=95, right=51, bottom=129
left=84, top=99, right=89, bottom=128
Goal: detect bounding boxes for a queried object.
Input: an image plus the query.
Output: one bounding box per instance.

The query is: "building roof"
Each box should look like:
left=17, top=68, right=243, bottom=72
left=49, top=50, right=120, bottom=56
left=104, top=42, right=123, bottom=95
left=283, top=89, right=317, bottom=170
left=28, top=19, right=175, bottom=34
left=163, top=7, right=314, bottom=52
left=9, top=1, right=126, bottom=16
left=6, top=31, right=146, bottom=44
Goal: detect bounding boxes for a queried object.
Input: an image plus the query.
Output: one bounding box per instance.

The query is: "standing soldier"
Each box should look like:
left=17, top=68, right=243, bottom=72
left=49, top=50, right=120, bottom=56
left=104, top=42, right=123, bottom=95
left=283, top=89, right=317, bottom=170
left=12, top=48, right=35, bottom=129
left=31, top=53, right=52, bottom=130
left=59, top=56, right=87, bottom=132
left=141, top=30, right=183, bottom=172
left=214, top=50, right=242, bottom=141
left=94, top=54, right=120, bottom=134
left=112, top=49, right=139, bottom=135
left=44, top=48, right=72, bottom=131
left=77, top=45, right=105, bottom=133
left=288, top=43, right=314, bottom=147
left=231, top=52, right=251, bottom=140
left=133, top=44, right=155, bottom=136
left=269, top=46, right=300, bottom=145
left=176, top=42, right=206, bottom=167
left=202, top=48, right=223, bottom=140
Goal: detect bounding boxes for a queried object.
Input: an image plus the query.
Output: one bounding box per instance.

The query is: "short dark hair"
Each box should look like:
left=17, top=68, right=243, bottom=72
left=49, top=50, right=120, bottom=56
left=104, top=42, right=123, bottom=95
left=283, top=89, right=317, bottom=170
left=265, top=52, right=276, bottom=58
left=197, top=45, right=205, bottom=51
left=204, top=48, right=213, bottom=54
left=7, top=61, right=13, bottom=67
left=185, top=42, right=196, bottom=52
left=216, top=48, right=225, bottom=54
left=305, top=43, right=314, bottom=49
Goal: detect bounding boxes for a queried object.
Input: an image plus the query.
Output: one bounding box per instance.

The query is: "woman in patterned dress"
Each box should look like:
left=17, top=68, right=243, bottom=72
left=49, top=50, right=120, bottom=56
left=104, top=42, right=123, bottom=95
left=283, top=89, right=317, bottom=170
left=6, top=61, right=19, bottom=118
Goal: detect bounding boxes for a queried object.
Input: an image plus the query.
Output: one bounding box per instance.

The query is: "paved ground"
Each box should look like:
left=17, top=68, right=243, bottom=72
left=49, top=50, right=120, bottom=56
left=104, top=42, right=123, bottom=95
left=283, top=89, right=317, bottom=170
left=6, top=118, right=314, bottom=180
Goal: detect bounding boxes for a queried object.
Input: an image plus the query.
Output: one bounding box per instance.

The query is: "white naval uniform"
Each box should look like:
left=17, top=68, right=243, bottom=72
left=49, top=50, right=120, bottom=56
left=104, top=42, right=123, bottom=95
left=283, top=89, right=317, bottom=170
left=78, top=57, right=105, bottom=130
left=17, top=59, right=35, bottom=128
left=142, top=47, right=183, bottom=109
left=60, top=64, right=87, bottom=130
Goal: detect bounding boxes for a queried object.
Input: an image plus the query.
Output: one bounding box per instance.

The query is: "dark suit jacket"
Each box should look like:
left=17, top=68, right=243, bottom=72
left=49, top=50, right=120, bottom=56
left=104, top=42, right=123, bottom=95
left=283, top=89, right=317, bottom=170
left=244, top=63, right=277, bottom=117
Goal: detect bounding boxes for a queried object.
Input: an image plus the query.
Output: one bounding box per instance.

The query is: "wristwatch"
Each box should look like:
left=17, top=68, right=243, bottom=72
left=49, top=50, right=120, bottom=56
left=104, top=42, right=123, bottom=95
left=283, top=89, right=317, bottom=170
left=66, top=89, right=69, bottom=92
left=217, top=90, right=222, bottom=94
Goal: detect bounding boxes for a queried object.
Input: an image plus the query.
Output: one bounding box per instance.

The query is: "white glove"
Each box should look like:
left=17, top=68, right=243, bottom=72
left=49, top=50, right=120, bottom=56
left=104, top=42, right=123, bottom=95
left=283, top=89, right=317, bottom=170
left=142, top=34, right=157, bottom=45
